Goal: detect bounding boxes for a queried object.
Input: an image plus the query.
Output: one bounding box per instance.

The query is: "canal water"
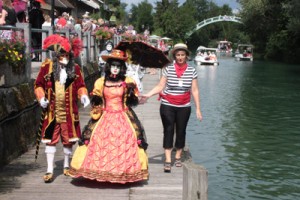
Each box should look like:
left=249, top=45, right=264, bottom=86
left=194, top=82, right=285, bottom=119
left=187, top=57, right=300, bottom=200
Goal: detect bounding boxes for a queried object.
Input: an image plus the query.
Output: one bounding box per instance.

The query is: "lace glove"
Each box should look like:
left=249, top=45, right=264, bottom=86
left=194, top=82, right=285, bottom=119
left=81, top=95, right=90, bottom=108
left=39, top=98, right=49, bottom=109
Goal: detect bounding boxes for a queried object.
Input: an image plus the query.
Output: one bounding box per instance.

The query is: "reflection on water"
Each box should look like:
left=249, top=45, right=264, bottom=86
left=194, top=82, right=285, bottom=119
left=187, top=59, right=300, bottom=200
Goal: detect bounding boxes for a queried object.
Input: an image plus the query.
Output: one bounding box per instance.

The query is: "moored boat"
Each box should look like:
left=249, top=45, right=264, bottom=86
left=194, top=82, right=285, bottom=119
left=194, top=46, right=219, bottom=66
left=234, top=44, right=254, bottom=61
left=217, top=40, right=232, bottom=54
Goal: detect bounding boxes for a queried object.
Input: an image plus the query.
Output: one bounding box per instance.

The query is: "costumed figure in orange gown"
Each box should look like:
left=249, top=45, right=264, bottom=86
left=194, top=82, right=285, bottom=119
left=34, top=34, right=90, bottom=183
left=70, top=49, right=149, bottom=183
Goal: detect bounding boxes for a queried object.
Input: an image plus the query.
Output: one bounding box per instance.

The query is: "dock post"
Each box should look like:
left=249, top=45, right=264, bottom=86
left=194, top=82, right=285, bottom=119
left=183, top=162, right=208, bottom=200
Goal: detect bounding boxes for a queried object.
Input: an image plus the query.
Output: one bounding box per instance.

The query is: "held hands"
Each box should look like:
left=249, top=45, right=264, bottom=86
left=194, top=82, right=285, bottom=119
left=39, top=98, right=49, bottom=109
left=138, top=95, right=149, bottom=104
left=81, top=95, right=90, bottom=108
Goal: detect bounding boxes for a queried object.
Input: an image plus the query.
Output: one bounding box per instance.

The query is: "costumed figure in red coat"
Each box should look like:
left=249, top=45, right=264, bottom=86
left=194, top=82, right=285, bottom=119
left=34, top=34, right=90, bottom=183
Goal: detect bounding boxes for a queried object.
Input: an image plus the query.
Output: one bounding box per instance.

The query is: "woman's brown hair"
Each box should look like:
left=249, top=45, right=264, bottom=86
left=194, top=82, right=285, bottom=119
left=3, top=0, right=13, bottom=8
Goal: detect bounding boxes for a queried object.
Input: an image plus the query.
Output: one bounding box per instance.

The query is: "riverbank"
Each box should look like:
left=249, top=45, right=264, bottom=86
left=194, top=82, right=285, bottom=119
left=0, top=66, right=207, bottom=200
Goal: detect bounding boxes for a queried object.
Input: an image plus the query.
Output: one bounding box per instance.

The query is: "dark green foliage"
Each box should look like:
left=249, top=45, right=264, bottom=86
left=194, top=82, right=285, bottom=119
left=118, top=0, right=300, bottom=63
left=239, top=0, right=300, bottom=63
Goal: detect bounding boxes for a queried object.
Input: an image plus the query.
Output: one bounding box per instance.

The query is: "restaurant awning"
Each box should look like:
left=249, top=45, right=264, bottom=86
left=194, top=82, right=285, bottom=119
left=45, top=0, right=75, bottom=9
left=80, top=0, right=100, bottom=9
left=41, top=2, right=51, bottom=10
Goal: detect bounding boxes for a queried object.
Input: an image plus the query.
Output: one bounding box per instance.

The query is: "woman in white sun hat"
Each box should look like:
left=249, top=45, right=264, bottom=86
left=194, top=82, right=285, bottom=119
left=140, top=43, right=203, bottom=173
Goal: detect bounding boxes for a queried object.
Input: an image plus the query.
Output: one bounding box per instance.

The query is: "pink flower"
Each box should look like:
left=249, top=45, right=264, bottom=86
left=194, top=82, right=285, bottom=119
left=137, top=139, right=142, bottom=145
left=84, top=140, right=89, bottom=145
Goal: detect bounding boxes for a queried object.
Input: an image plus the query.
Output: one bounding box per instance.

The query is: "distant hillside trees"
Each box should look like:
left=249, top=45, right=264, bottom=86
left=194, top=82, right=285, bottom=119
left=239, top=0, right=300, bottom=63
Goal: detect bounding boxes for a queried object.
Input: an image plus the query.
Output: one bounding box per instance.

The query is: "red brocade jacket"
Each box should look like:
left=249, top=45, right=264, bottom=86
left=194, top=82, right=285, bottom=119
left=34, top=59, right=88, bottom=143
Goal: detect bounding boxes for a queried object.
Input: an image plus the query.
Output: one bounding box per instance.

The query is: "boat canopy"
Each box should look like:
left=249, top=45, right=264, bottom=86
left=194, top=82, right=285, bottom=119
left=197, top=46, right=218, bottom=51
left=218, top=40, right=232, bottom=44
left=161, top=37, right=172, bottom=41
left=149, top=35, right=161, bottom=40
left=237, top=44, right=254, bottom=52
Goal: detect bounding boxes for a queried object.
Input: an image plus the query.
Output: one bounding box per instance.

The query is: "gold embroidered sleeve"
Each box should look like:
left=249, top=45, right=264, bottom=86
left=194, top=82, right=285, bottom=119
left=92, top=77, right=104, bottom=96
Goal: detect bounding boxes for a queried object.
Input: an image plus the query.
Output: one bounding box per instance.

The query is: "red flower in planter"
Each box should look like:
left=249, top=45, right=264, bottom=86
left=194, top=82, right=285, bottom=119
left=0, top=32, right=27, bottom=72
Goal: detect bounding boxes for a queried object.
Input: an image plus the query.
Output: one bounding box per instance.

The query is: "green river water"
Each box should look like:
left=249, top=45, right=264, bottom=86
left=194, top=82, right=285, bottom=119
left=187, top=57, right=300, bottom=200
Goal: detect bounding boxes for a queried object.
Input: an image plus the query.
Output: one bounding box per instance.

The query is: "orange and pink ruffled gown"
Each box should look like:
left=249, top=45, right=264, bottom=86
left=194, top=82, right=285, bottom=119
left=70, top=77, right=148, bottom=183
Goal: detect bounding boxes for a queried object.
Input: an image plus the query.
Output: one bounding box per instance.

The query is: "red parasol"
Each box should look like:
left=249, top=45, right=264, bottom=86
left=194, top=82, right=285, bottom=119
left=35, top=0, right=46, bottom=4
left=115, top=41, right=170, bottom=68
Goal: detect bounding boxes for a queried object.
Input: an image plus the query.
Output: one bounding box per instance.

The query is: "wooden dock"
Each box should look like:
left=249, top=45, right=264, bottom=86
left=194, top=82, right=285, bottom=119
left=0, top=70, right=207, bottom=200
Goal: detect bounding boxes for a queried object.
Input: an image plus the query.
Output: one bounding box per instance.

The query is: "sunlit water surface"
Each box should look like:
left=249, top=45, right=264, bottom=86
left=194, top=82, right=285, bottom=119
left=187, top=57, right=300, bottom=200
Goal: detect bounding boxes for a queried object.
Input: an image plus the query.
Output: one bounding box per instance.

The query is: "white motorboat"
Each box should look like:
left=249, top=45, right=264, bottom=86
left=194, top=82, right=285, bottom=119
left=194, top=46, right=219, bottom=66
left=217, top=40, right=233, bottom=54
left=235, top=44, right=254, bottom=61
left=148, top=35, right=161, bottom=48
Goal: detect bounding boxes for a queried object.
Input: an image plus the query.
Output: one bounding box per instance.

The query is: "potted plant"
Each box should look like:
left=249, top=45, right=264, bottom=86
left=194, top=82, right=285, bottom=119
left=0, top=32, right=26, bottom=74
left=120, top=33, right=146, bottom=42
left=0, top=32, right=27, bottom=87
left=93, top=26, right=114, bottom=40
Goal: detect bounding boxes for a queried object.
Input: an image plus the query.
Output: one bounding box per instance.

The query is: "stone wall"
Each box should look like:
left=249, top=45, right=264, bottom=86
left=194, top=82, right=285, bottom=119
left=0, top=80, right=40, bottom=167
left=0, top=62, right=27, bottom=88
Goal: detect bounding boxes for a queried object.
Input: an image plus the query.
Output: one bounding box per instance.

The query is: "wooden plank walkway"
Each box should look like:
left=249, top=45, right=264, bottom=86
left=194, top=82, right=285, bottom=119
left=0, top=71, right=187, bottom=200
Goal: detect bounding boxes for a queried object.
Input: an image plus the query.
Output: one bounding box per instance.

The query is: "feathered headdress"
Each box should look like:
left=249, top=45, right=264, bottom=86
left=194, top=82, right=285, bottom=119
left=71, top=37, right=83, bottom=58
left=43, top=34, right=71, bottom=54
left=43, top=34, right=83, bottom=58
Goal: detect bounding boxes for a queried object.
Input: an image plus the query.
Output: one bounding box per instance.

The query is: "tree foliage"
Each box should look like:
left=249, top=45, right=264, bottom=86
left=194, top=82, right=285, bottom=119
left=239, top=0, right=300, bottom=63
left=121, top=0, right=242, bottom=51
left=153, top=0, right=179, bottom=36
left=130, top=0, right=154, bottom=33
left=117, top=0, right=300, bottom=63
left=152, top=0, right=196, bottom=42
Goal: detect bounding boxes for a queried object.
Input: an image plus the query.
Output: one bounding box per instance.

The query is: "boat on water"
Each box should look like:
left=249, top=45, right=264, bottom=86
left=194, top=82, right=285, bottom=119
left=217, top=40, right=232, bottom=54
left=148, top=35, right=161, bottom=48
left=234, top=44, right=254, bottom=61
left=194, top=46, right=219, bottom=66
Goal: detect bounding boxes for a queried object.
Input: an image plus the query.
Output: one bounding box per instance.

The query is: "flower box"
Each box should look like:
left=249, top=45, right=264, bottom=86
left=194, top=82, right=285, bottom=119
left=0, top=32, right=27, bottom=87
left=93, top=27, right=114, bottom=40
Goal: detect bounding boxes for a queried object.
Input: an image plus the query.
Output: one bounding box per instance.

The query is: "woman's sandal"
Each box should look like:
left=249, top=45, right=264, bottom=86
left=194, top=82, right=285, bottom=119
left=63, top=167, right=70, bottom=176
left=164, top=162, right=172, bottom=173
left=43, top=173, right=53, bottom=183
left=174, top=158, right=182, bottom=167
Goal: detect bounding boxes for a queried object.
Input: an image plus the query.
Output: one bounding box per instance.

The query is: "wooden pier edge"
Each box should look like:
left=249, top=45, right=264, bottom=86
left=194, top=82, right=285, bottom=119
left=182, top=148, right=208, bottom=200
